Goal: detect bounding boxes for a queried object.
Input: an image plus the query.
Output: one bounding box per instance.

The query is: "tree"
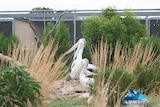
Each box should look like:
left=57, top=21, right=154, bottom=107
left=31, top=7, right=53, bottom=13
left=42, top=21, right=71, bottom=58
left=81, top=7, right=148, bottom=48
left=122, top=10, right=148, bottom=46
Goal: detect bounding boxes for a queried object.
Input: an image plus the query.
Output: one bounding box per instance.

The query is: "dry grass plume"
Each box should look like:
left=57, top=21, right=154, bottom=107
left=89, top=39, right=160, bottom=107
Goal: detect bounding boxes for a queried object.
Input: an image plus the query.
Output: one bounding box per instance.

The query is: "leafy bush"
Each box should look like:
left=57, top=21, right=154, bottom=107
left=0, top=33, right=19, bottom=55
left=42, top=21, right=71, bottom=58
left=105, top=68, right=135, bottom=93
left=140, top=36, right=160, bottom=57
left=135, top=64, right=160, bottom=94
left=122, top=10, right=148, bottom=46
left=81, top=7, right=148, bottom=59
left=92, top=68, right=135, bottom=106
left=0, top=66, right=42, bottom=107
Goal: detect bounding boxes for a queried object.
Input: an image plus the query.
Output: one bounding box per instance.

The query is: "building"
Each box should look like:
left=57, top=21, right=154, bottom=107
left=0, top=9, right=160, bottom=48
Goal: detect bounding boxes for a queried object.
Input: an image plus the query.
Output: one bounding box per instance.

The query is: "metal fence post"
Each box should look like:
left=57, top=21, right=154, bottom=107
left=73, top=9, right=77, bottom=44
left=145, top=16, right=150, bottom=36
left=12, top=18, right=15, bottom=35
left=43, top=11, right=46, bottom=32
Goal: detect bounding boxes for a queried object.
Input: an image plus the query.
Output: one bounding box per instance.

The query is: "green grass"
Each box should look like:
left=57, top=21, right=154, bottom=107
left=146, top=96, right=160, bottom=107
left=49, top=98, right=88, bottom=107
left=48, top=96, right=160, bottom=107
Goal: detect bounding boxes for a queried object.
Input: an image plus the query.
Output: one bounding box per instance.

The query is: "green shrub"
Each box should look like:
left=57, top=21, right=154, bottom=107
left=0, top=66, right=42, bottom=107
left=0, top=33, right=19, bottom=55
left=82, top=7, right=148, bottom=47
left=42, top=21, right=71, bottom=59
left=140, top=36, right=160, bottom=57
left=135, top=64, right=160, bottom=94
left=92, top=68, right=135, bottom=106
left=105, top=69, right=135, bottom=93
left=81, top=7, right=148, bottom=59
left=112, top=69, right=135, bottom=91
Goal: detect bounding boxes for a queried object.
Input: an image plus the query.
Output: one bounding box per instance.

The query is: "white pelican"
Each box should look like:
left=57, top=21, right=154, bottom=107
left=65, top=38, right=97, bottom=80
left=79, top=58, right=95, bottom=87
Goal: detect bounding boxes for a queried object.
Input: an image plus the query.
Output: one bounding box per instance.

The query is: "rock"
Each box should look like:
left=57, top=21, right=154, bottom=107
left=42, top=100, right=50, bottom=107
left=60, top=84, right=75, bottom=95
left=79, top=93, right=89, bottom=98
left=54, top=79, right=91, bottom=100
left=74, top=84, right=88, bottom=92
left=49, top=94, right=56, bottom=100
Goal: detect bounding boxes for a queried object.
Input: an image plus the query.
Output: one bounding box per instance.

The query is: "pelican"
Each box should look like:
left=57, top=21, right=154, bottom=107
left=79, top=58, right=95, bottom=87
left=65, top=38, right=97, bottom=80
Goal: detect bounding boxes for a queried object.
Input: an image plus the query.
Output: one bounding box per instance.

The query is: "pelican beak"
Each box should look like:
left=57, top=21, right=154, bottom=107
left=65, top=42, right=79, bottom=55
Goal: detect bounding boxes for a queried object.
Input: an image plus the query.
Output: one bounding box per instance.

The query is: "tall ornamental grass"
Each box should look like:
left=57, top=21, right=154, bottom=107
left=6, top=42, right=70, bottom=106
left=89, top=39, right=160, bottom=107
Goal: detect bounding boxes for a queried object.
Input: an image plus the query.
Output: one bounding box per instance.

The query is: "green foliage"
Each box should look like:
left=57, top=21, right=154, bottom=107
left=81, top=7, right=148, bottom=48
left=122, top=11, right=148, bottom=46
left=32, top=7, right=53, bottom=11
left=0, top=33, right=19, bottom=55
left=95, top=68, right=135, bottom=106
left=146, top=96, right=160, bottom=107
left=102, top=7, right=119, bottom=19
left=113, top=69, right=135, bottom=91
left=0, top=66, right=42, bottom=107
left=140, top=36, right=160, bottom=56
left=81, top=16, right=98, bottom=46
left=136, top=36, right=160, bottom=94
left=42, top=21, right=71, bottom=58
left=49, top=98, right=87, bottom=107
left=134, top=64, right=160, bottom=94
left=31, top=7, right=53, bottom=14
left=105, top=69, right=135, bottom=92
